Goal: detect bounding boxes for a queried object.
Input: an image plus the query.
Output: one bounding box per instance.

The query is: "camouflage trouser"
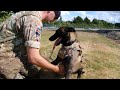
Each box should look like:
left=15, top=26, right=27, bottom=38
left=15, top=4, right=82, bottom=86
left=0, top=38, right=40, bottom=79
left=0, top=57, right=40, bottom=79
left=0, top=57, right=24, bottom=79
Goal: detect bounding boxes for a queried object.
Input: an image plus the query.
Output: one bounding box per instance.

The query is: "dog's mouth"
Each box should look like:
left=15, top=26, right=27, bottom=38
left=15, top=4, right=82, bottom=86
left=54, top=37, right=62, bottom=46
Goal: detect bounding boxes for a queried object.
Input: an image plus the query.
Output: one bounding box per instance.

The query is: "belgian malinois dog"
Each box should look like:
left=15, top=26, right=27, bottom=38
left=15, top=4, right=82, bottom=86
left=49, top=27, right=85, bottom=79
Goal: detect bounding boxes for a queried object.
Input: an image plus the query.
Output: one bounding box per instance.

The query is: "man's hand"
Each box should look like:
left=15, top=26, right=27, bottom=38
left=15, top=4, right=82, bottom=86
left=55, top=64, right=65, bottom=76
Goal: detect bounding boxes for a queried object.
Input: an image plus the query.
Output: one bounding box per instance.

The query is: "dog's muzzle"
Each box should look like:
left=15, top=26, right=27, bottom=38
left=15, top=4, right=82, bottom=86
left=49, top=32, right=59, bottom=41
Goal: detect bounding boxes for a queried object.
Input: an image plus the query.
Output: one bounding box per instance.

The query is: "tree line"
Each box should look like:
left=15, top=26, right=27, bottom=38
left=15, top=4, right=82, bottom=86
left=45, top=16, right=120, bottom=29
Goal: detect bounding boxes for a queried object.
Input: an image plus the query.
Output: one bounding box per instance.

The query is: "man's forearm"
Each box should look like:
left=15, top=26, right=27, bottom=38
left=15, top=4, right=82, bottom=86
left=26, top=47, right=59, bottom=73
left=28, top=54, right=59, bottom=73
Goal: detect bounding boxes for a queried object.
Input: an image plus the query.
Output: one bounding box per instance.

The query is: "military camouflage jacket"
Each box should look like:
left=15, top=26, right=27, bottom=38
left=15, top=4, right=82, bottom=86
left=0, top=11, right=43, bottom=59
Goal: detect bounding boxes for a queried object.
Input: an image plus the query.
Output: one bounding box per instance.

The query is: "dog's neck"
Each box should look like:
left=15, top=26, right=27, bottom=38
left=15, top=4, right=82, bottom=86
left=62, top=39, right=76, bottom=46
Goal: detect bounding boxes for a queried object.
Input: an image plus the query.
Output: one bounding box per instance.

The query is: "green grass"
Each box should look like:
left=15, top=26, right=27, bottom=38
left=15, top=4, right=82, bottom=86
left=40, top=30, right=120, bottom=79
left=83, top=50, right=120, bottom=79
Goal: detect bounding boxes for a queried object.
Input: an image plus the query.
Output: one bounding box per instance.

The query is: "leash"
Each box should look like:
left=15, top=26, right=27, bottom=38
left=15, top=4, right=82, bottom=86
left=49, top=44, right=56, bottom=60
left=49, top=37, right=61, bottom=60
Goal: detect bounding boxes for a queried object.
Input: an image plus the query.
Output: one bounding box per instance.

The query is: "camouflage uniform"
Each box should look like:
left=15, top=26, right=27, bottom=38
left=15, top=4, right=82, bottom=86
left=0, top=11, right=43, bottom=79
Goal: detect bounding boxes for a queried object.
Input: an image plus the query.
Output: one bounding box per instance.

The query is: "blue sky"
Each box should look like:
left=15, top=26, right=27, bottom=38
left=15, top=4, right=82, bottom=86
left=61, top=11, right=120, bottom=24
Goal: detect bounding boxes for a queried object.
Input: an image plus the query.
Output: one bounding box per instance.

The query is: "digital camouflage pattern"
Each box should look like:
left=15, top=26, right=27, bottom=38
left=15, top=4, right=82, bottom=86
left=0, top=11, right=43, bottom=79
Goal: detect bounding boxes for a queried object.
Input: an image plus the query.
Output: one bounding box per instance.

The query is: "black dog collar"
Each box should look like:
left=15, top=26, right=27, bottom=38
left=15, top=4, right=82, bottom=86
left=63, top=40, right=76, bottom=46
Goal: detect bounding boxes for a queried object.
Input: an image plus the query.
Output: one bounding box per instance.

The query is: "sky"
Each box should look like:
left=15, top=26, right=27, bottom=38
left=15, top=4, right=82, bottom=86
left=61, top=11, right=120, bottom=24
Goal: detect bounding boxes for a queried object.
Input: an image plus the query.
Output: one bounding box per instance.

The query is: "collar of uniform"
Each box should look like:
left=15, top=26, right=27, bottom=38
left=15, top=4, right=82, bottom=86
left=38, top=11, right=42, bottom=20
left=28, top=11, right=42, bottom=21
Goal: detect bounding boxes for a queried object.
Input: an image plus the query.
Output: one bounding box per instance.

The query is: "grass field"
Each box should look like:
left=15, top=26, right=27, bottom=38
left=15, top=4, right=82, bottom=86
left=39, top=30, right=120, bottom=79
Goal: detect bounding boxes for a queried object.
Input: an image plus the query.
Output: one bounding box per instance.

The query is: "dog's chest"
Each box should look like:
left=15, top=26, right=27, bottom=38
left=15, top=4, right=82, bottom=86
left=58, top=42, right=81, bottom=59
left=58, top=47, right=73, bottom=59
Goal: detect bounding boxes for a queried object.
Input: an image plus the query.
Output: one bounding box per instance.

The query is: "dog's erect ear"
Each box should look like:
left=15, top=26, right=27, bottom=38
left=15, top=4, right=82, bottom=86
left=70, top=32, right=77, bottom=41
left=65, top=27, right=76, bottom=32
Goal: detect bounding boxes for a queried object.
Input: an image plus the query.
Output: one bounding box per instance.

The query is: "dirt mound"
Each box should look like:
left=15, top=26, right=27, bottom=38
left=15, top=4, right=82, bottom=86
left=107, top=31, right=120, bottom=40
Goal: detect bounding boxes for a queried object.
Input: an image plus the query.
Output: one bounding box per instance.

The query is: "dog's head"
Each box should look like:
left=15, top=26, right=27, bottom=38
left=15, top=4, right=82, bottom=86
left=49, top=27, right=77, bottom=46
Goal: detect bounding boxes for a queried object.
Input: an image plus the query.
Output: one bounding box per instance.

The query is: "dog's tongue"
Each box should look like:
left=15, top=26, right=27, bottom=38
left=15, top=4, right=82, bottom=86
left=54, top=37, right=62, bottom=46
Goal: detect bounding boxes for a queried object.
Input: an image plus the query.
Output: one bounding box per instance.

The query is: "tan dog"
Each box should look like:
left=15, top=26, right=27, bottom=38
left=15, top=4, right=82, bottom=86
left=49, top=27, right=85, bottom=79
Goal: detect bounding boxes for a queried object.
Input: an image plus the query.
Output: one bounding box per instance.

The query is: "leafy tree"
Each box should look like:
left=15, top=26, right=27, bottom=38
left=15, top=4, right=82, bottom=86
left=59, top=16, right=63, bottom=22
left=115, top=23, right=120, bottom=28
left=84, top=17, right=90, bottom=24
left=0, top=11, right=13, bottom=22
left=92, top=18, right=99, bottom=24
left=73, top=16, right=84, bottom=23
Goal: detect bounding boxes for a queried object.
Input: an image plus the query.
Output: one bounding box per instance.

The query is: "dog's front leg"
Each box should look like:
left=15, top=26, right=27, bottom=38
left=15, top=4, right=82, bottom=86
left=77, top=69, right=82, bottom=79
left=77, top=67, right=85, bottom=79
left=65, top=72, right=71, bottom=79
left=51, top=56, right=61, bottom=65
left=63, top=56, right=72, bottom=79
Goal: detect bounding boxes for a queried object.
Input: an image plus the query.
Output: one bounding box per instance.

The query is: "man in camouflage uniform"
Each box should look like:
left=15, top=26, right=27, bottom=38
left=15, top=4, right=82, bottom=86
left=0, top=11, right=64, bottom=79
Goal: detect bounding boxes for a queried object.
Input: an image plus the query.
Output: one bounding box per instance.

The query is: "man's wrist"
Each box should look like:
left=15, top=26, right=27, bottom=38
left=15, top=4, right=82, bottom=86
left=53, top=65, right=59, bottom=73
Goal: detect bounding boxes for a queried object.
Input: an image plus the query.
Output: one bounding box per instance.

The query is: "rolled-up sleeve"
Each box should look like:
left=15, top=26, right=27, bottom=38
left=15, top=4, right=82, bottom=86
left=22, top=15, right=43, bottom=49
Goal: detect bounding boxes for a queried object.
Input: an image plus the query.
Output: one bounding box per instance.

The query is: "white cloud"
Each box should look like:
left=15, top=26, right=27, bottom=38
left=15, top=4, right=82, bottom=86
left=61, top=11, right=72, bottom=21
left=76, top=11, right=86, bottom=16
left=95, top=11, right=120, bottom=23
left=61, top=11, right=70, bottom=16
left=61, top=11, right=120, bottom=23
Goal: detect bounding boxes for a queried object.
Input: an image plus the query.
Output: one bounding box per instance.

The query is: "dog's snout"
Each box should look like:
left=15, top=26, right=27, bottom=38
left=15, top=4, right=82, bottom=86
left=49, top=33, right=58, bottom=41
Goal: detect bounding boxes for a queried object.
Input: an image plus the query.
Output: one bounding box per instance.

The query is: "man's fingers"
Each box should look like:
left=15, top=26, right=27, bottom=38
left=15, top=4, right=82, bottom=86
left=58, top=64, right=65, bottom=76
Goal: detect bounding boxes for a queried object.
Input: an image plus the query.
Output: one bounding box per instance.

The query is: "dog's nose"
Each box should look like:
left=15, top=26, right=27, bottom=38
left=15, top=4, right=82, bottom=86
left=49, top=36, right=55, bottom=41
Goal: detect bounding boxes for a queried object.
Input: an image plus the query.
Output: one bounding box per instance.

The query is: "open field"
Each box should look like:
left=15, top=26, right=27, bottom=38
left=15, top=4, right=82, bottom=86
left=39, top=30, right=120, bottom=79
